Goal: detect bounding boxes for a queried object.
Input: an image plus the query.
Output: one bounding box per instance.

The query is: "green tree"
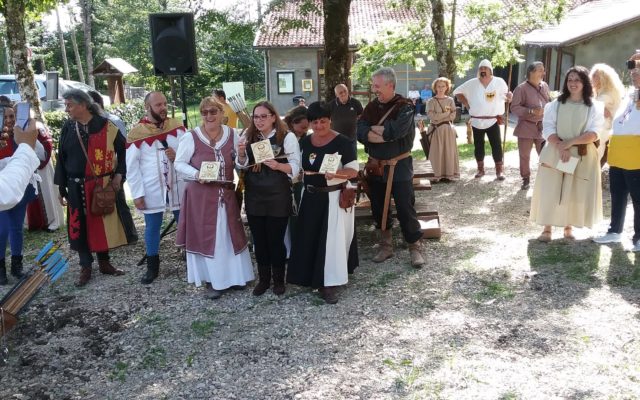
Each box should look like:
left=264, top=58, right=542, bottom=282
left=266, top=0, right=351, bottom=101
left=1, top=0, right=58, bottom=118
left=353, top=0, right=571, bottom=82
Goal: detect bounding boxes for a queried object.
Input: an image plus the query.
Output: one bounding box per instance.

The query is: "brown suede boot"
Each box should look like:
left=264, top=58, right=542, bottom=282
left=252, top=265, right=271, bottom=296
left=98, top=260, right=125, bottom=276
left=408, top=241, right=425, bottom=268
left=474, top=161, right=485, bottom=178
left=320, top=286, right=338, bottom=304
left=272, top=266, right=286, bottom=295
left=495, top=162, right=506, bottom=181
left=75, top=266, right=92, bottom=287
left=372, top=230, right=394, bottom=263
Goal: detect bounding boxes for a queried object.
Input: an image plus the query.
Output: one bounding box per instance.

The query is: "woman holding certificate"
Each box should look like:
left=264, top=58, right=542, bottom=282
left=287, top=102, right=359, bottom=304
left=530, top=66, right=605, bottom=242
left=237, top=101, right=301, bottom=296
left=175, top=97, right=254, bottom=299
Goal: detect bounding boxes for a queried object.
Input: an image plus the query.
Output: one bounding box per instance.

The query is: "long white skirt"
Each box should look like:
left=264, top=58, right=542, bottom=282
left=39, top=160, right=65, bottom=230
left=186, top=206, right=255, bottom=290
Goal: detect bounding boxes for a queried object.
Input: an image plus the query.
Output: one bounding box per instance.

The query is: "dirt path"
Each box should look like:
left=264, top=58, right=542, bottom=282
left=1, top=141, right=639, bottom=400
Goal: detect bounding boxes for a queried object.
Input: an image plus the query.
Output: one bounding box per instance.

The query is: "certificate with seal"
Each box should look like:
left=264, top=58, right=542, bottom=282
left=318, top=152, right=340, bottom=174
left=199, top=161, right=221, bottom=181
left=251, top=139, right=275, bottom=164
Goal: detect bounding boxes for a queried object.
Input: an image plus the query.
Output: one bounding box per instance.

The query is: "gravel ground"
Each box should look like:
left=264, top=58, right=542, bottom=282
left=2, top=143, right=640, bottom=400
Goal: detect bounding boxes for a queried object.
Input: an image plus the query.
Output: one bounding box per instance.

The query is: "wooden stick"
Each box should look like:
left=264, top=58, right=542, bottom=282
left=502, top=63, right=513, bottom=153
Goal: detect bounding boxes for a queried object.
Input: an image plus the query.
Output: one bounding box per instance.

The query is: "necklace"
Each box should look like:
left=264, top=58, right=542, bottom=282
left=203, top=125, right=222, bottom=144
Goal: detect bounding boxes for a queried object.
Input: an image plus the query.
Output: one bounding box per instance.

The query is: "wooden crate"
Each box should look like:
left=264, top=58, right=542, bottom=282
left=419, top=214, right=441, bottom=239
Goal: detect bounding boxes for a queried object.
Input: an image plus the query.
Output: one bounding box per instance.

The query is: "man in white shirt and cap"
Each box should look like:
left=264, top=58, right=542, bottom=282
left=454, top=59, right=512, bottom=180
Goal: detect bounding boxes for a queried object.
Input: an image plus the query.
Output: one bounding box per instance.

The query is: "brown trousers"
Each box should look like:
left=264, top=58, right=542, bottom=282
left=518, top=137, right=545, bottom=179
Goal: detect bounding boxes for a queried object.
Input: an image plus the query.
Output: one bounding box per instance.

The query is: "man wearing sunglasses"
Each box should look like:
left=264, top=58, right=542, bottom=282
left=127, top=91, right=186, bottom=284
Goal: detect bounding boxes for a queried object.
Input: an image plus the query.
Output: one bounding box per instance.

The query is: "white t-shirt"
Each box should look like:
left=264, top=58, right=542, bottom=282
left=453, top=77, right=509, bottom=129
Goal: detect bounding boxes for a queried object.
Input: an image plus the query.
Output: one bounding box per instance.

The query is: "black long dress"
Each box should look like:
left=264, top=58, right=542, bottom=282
left=287, top=133, right=358, bottom=289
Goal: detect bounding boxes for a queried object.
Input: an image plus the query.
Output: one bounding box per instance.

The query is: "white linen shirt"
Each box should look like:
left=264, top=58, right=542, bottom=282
left=0, top=144, right=40, bottom=211
left=126, top=128, right=186, bottom=214
left=541, top=99, right=605, bottom=140
left=238, top=129, right=301, bottom=179
left=175, top=125, right=241, bottom=179
left=453, top=77, right=509, bottom=129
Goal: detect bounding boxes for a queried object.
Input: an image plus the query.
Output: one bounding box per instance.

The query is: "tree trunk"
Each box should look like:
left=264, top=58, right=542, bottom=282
left=323, top=0, right=351, bottom=102
left=430, top=0, right=448, bottom=79
left=80, top=0, right=95, bottom=87
left=56, top=7, right=70, bottom=80
left=446, top=0, right=457, bottom=80
left=68, top=5, right=85, bottom=83
left=4, top=0, right=42, bottom=119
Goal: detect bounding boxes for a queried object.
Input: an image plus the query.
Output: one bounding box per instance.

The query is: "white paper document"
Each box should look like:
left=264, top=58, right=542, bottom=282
left=199, top=161, right=221, bottom=181
left=556, top=156, right=579, bottom=174
left=318, top=152, right=341, bottom=174
left=250, top=139, right=275, bottom=164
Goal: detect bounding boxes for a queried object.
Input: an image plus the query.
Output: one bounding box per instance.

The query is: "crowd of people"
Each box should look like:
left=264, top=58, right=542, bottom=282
left=1, top=51, right=639, bottom=303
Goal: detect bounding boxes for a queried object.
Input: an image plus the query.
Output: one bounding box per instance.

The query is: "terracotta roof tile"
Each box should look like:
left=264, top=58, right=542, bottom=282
left=254, top=0, right=419, bottom=48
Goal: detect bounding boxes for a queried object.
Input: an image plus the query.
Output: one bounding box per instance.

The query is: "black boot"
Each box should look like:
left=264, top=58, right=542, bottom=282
left=272, top=266, right=286, bottom=296
left=0, top=258, right=7, bottom=285
left=140, top=255, right=160, bottom=284
left=252, top=265, right=271, bottom=296
left=10, top=255, right=24, bottom=279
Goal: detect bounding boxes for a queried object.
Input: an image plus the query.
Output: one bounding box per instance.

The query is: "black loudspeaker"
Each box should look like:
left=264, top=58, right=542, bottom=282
left=149, top=13, right=198, bottom=76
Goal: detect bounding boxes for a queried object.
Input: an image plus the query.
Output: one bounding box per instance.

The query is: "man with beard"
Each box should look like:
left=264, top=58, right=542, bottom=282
left=127, top=91, right=186, bottom=284
left=454, top=59, right=512, bottom=180
left=356, top=67, right=425, bottom=268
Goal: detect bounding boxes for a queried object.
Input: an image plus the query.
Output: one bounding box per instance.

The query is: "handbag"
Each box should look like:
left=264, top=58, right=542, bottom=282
left=339, top=185, right=356, bottom=211
left=364, top=157, right=384, bottom=176
left=75, top=122, right=116, bottom=216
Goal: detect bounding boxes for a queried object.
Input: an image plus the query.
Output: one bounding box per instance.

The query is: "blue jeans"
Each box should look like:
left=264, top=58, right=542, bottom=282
left=608, top=167, right=640, bottom=244
left=144, top=210, right=180, bottom=256
left=0, top=184, right=36, bottom=259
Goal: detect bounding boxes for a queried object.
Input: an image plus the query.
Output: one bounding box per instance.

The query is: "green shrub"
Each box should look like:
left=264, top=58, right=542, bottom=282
left=107, top=100, right=145, bottom=132
left=43, top=110, right=67, bottom=149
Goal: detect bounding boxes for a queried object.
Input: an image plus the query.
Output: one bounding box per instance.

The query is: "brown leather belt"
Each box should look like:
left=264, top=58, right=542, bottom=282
left=305, top=183, right=345, bottom=194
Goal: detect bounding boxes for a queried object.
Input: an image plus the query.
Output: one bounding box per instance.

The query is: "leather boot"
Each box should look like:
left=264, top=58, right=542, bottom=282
left=75, top=266, right=92, bottom=287
left=10, top=255, right=24, bottom=279
left=252, top=265, right=271, bottom=296
left=320, top=286, right=338, bottom=304
left=495, top=162, right=506, bottom=181
left=521, top=177, right=530, bottom=190
left=272, top=266, right=286, bottom=295
left=372, top=230, right=394, bottom=263
left=140, top=255, right=159, bottom=284
left=408, top=241, right=426, bottom=268
left=0, top=258, right=7, bottom=285
left=98, top=259, right=125, bottom=276
left=474, top=161, right=485, bottom=178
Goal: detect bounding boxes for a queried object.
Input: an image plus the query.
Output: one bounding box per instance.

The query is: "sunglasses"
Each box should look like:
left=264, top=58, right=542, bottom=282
left=201, top=109, right=219, bottom=116
left=253, top=113, right=272, bottom=120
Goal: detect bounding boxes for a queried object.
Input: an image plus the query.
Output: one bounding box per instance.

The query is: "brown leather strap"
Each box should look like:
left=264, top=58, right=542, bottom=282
left=379, top=151, right=411, bottom=230
left=469, top=115, right=501, bottom=119
left=377, top=105, right=397, bottom=126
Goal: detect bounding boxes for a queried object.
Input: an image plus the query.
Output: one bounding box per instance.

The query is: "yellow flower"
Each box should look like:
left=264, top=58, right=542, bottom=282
left=95, top=149, right=104, bottom=161
left=94, top=164, right=103, bottom=175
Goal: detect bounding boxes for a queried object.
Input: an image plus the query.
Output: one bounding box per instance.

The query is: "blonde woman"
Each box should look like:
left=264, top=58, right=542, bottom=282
left=589, top=63, right=625, bottom=163
left=426, top=77, right=460, bottom=182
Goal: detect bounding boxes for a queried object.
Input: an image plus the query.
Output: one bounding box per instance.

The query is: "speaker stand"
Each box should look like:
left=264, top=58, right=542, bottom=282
left=179, top=75, right=188, bottom=129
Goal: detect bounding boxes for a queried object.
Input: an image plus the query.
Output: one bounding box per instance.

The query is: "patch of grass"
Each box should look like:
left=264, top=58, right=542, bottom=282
left=369, top=271, right=400, bottom=289
left=384, top=358, right=423, bottom=393
left=186, top=351, right=197, bottom=367
left=474, top=280, right=515, bottom=302
left=191, top=319, right=216, bottom=338
left=458, top=141, right=518, bottom=161
left=310, top=296, right=326, bottom=306
left=144, top=312, right=170, bottom=339
left=499, top=391, right=520, bottom=400
left=108, top=361, right=128, bottom=382
left=528, top=242, right=600, bottom=283
left=141, top=346, right=167, bottom=369
left=606, top=249, right=640, bottom=288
